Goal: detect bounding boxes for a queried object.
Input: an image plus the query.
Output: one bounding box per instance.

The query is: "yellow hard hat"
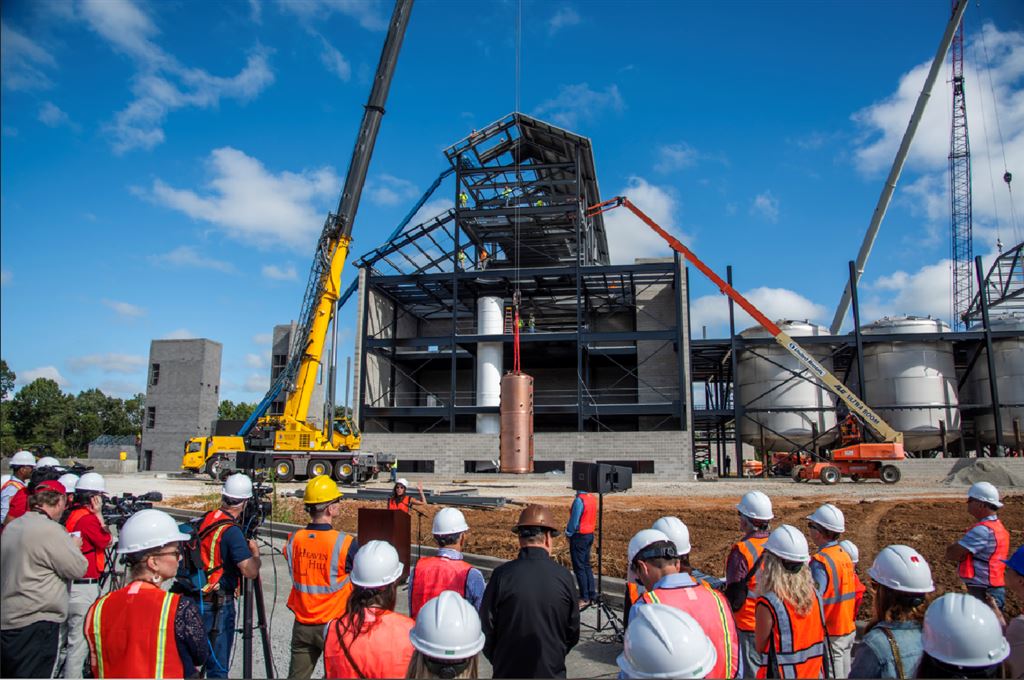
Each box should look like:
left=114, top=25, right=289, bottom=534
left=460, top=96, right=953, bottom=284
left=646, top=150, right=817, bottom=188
left=304, top=475, right=342, bottom=504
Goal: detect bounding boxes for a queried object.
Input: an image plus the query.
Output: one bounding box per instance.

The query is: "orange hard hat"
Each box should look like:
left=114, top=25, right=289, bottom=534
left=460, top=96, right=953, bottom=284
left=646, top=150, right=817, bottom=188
left=513, top=503, right=558, bottom=533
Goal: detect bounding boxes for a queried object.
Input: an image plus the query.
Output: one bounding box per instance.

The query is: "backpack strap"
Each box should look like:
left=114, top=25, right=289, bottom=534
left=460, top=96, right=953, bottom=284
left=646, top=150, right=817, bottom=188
left=879, top=627, right=905, bottom=680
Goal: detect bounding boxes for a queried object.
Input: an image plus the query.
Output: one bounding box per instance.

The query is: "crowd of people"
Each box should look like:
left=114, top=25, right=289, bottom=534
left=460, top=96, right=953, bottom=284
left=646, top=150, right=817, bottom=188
left=1, top=449, right=1021, bottom=679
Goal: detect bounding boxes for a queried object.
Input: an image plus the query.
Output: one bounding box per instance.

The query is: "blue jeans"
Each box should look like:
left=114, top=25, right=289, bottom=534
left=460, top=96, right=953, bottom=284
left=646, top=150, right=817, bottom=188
left=569, top=533, right=596, bottom=601
left=200, top=596, right=236, bottom=678
left=967, top=584, right=1006, bottom=611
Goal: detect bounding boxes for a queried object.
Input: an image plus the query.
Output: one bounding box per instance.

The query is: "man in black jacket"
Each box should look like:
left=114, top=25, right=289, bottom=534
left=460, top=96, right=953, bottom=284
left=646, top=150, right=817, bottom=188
left=480, top=504, right=581, bottom=678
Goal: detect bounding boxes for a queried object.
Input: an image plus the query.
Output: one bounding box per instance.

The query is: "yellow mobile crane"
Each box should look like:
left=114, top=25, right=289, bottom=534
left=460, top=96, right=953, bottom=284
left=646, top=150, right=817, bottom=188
left=182, top=0, right=412, bottom=482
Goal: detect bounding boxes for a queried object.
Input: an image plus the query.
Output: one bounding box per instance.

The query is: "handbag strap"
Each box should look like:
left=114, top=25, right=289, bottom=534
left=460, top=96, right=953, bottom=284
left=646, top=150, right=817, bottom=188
left=879, top=626, right=905, bottom=680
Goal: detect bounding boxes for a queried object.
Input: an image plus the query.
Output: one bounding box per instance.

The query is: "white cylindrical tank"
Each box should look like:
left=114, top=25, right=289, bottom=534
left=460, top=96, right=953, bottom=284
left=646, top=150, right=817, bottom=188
left=859, top=315, right=960, bottom=451
left=964, top=312, right=1024, bottom=445
left=737, top=320, right=837, bottom=451
left=476, top=296, right=504, bottom=433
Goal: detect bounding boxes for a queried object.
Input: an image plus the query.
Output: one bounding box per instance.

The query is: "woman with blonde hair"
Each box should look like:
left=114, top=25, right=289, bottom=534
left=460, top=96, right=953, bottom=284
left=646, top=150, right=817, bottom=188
left=407, top=591, right=484, bottom=679
left=753, top=525, right=828, bottom=679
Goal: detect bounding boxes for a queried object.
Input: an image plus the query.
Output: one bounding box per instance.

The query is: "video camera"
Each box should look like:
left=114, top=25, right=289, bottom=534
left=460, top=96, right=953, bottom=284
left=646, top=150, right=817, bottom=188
left=102, top=491, right=163, bottom=528
left=240, top=483, right=272, bottom=539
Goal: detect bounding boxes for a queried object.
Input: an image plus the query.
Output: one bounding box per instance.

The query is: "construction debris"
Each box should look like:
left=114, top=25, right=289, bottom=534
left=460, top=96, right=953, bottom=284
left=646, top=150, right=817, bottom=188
left=943, top=458, right=1024, bottom=487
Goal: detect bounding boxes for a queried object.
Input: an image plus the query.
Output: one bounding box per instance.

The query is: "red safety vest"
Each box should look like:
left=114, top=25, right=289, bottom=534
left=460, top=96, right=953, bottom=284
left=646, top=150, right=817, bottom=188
left=812, top=543, right=857, bottom=636
left=958, top=517, right=1010, bottom=587
left=853, top=572, right=866, bottom=617
left=284, top=529, right=354, bottom=624
left=66, top=507, right=107, bottom=574
left=410, top=556, right=473, bottom=618
left=324, top=608, right=415, bottom=679
left=578, top=493, right=597, bottom=535
left=388, top=495, right=412, bottom=514
left=730, top=536, right=768, bottom=632
left=85, top=581, right=184, bottom=679
left=1, top=478, right=25, bottom=494
left=641, top=583, right=739, bottom=679
left=756, top=592, right=826, bottom=680
left=6, top=486, right=29, bottom=521
left=199, top=510, right=237, bottom=591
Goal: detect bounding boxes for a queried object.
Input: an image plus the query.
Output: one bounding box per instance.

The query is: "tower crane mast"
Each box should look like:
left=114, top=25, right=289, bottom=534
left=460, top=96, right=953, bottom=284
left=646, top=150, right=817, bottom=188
left=950, top=4, right=974, bottom=330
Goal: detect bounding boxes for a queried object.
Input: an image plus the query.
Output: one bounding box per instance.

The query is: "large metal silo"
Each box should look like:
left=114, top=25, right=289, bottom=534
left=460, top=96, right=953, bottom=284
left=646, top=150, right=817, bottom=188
left=964, top=312, right=1024, bottom=445
left=737, top=320, right=837, bottom=451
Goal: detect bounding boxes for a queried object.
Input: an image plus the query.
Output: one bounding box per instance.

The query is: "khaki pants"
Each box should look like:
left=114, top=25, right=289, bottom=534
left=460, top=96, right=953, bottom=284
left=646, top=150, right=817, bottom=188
left=288, top=620, right=327, bottom=680
left=63, top=582, right=99, bottom=678
left=828, top=631, right=855, bottom=679
left=738, top=629, right=761, bottom=679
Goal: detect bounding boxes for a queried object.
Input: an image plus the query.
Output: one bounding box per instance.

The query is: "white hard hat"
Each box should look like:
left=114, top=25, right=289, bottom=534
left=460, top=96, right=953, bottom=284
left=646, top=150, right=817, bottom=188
left=222, top=473, right=253, bottom=500
left=76, top=472, right=106, bottom=493
left=351, top=540, right=404, bottom=588
left=764, top=525, right=810, bottom=563
left=806, top=503, right=845, bottom=533
left=37, top=456, right=61, bottom=468
left=409, top=590, right=485, bottom=660
left=967, top=481, right=1002, bottom=508
left=432, top=508, right=469, bottom=536
left=58, top=474, right=80, bottom=493
left=839, top=540, right=859, bottom=564
left=736, top=490, right=773, bottom=521
left=652, top=517, right=691, bottom=556
left=396, top=478, right=410, bottom=488
left=922, top=593, right=1009, bottom=667
left=616, top=604, right=717, bottom=679
left=868, top=545, right=935, bottom=594
left=10, top=450, right=36, bottom=467
left=628, top=529, right=672, bottom=567
left=116, top=509, right=190, bottom=554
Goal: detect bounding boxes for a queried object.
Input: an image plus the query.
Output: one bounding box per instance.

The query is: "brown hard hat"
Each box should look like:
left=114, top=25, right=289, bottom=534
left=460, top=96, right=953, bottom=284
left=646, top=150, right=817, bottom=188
left=513, top=503, right=558, bottom=533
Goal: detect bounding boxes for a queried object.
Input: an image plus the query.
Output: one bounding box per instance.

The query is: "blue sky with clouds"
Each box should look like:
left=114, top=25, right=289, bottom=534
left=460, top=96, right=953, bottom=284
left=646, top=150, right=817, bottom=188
left=2, top=0, right=1022, bottom=403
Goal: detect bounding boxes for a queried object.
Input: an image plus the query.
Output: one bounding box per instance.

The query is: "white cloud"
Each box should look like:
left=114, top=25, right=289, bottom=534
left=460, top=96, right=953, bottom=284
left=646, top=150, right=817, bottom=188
left=319, top=37, right=351, bottom=81
left=276, top=0, right=387, bottom=31
left=245, top=353, right=268, bottom=369
left=150, top=245, right=235, bottom=273
left=408, top=198, right=455, bottom=228
left=244, top=373, right=268, bottom=393
left=67, top=353, right=145, bottom=374
left=860, top=259, right=954, bottom=325
left=690, top=287, right=827, bottom=337
left=102, top=299, right=146, bottom=317
left=163, top=328, right=196, bottom=339
left=602, top=177, right=689, bottom=264
left=98, top=379, right=142, bottom=397
left=262, top=263, right=297, bottom=280
left=368, top=174, right=418, bottom=207
left=750, top=190, right=780, bottom=223
left=533, top=83, right=624, bottom=129
left=149, top=147, right=340, bottom=249
left=249, top=0, right=262, bottom=23
left=655, top=142, right=699, bottom=173
left=252, top=332, right=273, bottom=345
left=37, top=101, right=74, bottom=128
left=1, top=23, right=57, bottom=91
left=18, top=366, right=68, bottom=388
left=0, top=269, right=11, bottom=286
left=548, top=7, right=580, bottom=36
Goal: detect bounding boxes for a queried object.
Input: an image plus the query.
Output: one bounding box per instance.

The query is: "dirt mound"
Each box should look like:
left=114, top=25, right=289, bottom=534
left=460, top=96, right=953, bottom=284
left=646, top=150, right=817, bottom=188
left=943, top=459, right=1024, bottom=487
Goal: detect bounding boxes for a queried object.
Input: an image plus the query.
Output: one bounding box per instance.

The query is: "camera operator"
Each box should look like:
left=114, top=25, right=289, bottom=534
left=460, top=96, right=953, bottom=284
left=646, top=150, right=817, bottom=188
left=3, top=455, right=62, bottom=527
left=1, top=480, right=87, bottom=678
left=61, top=472, right=112, bottom=678
left=190, top=473, right=262, bottom=678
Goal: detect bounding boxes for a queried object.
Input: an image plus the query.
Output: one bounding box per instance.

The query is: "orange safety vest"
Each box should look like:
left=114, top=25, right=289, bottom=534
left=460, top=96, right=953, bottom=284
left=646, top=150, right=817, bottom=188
left=578, top=493, right=597, bottom=535
left=388, top=495, right=412, bottom=514
left=199, top=510, right=237, bottom=591
left=66, top=507, right=107, bottom=573
left=324, top=608, right=415, bottom=679
left=853, top=572, right=866, bottom=617
left=812, top=543, right=857, bottom=636
left=958, top=517, right=1010, bottom=587
left=85, top=581, right=184, bottom=679
left=730, top=536, right=768, bottom=632
left=756, top=592, right=826, bottom=680
left=641, top=583, right=739, bottom=679
left=410, top=556, right=473, bottom=618
left=284, top=528, right=354, bottom=624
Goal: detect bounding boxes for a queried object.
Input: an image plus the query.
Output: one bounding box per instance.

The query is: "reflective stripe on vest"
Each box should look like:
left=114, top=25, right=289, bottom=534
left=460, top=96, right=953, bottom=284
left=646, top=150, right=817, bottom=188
left=1, top=478, right=25, bottom=493
left=86, top=582, right=183, bottom=679
left=578, top=493, right=597, bottom=535
left=733, top=536, right=768, bottom=632
left=410, top=556, right=473, bottom=618
left=756, top=592, right=825, bottom=680
left=958, top=518, right=1010, bottom=587
left=641, top=584, right=738, bottom=679
left=388, top=496, right=412, bottom=513
left=285, top=530, right=353, bottom=595
left=813, top=544, right=857, bottom=636
left=66, top=507, right=108, bottom=573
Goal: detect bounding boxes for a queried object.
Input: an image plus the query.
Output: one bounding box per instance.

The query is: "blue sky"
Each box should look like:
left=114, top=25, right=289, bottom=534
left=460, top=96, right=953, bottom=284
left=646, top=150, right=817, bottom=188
left=2, top=0, right=1022, bottom=403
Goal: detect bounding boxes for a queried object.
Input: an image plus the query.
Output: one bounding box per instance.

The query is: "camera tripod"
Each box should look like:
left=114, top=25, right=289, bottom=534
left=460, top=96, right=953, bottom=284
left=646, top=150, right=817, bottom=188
left=580, top=491, right=624, bottom=642
left=240, top=571, right=277, bottom=679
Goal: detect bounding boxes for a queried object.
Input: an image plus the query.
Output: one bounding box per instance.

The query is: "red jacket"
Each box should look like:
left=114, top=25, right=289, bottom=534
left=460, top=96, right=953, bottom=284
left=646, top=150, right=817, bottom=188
left=65, top=507, right=113, bottom=579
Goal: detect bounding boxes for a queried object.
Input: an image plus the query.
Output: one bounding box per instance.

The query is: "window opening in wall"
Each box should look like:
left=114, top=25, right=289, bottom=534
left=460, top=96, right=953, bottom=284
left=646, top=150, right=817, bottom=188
left=464, top=460, right=499, bottom=473
left=146, top=407, right=156, bottom=429
left=398, top=460, right=435, bottom=473
left=596, top=460, right=655, bottom=474
left=150, top=363, right=160, bottom=386
left=533, top=461, right=565, bottom=474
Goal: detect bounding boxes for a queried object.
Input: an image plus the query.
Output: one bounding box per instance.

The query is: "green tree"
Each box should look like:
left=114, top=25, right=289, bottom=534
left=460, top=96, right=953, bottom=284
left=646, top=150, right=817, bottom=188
left=123, top=393, right=146, bottom=433
left=0, top=359, right=14, bottom=401
left=0, top=401, right=17, bottom=455
left=218, top=400, right=257, bottom=421
left=9, top=378, right=72, bottom=456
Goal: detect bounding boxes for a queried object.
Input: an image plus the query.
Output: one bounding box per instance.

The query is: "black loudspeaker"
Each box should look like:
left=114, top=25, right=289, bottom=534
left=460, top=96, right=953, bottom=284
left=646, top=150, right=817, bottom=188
left=572, top=462, right=633, bottom=494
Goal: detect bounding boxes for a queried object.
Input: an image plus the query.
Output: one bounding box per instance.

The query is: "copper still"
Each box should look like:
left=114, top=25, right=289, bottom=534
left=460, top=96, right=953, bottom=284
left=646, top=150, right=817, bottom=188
left=499, top=371, right=534, bottom=473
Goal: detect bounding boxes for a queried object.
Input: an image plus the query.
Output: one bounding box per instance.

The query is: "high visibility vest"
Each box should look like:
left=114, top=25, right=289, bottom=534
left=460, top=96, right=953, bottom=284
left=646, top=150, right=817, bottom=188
left=578, top=493, right=597, bottom=535
left=1, top=478, right=25, bottom=493
left=324, top=608, right=415, bottom=679
left=410, top=556, right=473, bottom=618
left=756, top=592, right=826, bottom=680
left=730, top=536, right=768, bottom=632
left=85, top=581, right=184, bottom=679
left=641, top=584, right=740, bottom=679
left=199, top=510, right=236, bottom=590
left=627, top=582, right=645, bottom=609
left=812, top=543, right=857, bottom=636
left=958, top=517, right=1010, bottom=587
left=66, top=507, right=107, bottom=573
left=284, top=529, right=354, bottom=624
left=853, top=572, right=866, bottom=616
left=388, top=495, right=412, bottom=514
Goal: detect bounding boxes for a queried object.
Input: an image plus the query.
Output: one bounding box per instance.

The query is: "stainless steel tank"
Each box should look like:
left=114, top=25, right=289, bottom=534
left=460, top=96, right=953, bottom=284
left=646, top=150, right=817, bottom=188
left=964, top=312, right=1024, bottom=445
left=859, top=315, right=960, bottom=451
left=499, top=371, right=534, bottom=473
left=737, top=320, right=837, bottom=451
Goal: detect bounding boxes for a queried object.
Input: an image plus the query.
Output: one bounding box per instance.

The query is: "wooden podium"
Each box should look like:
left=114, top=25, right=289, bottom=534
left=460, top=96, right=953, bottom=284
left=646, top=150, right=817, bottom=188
left=357, top=508, right=412, bottom=580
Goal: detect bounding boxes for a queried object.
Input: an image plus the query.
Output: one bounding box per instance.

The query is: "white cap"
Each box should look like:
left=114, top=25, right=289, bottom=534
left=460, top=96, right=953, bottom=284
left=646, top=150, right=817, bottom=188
left=651, top=517, right=691, bottom=556
left=868, top=545, right=935, bottom=594
left=764, top=525, right=810, bottom=563
left=37, top=456, right=61, bottom=468
left=432, top=508, right=469, bottom=536
left=616, top=604, right=717, bottom=679
left=351, top=540, right=404, bottom=588
left=222, top=473, right=253, bottom=500
left=922, top=593, right=1009, bottom=667
left=76, top=472, right=106, bottom=493
left=116, top=509, right=190, bottom=554
left=409, top=590, right=485, bottom=660
left=967, top=481, right=1002, bottom=508
left=10, top=451, right=36, bottom=467
left=396, top=478, right=410, bottom=488
left=737, top=491, right=773, bottom=521
left=58, top=474, right=80, bottom=493
left=807, top=503, right=845, bottom=533
left=839, top=540, right=859, bottom=564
